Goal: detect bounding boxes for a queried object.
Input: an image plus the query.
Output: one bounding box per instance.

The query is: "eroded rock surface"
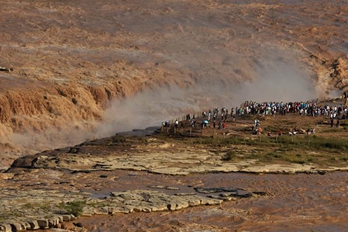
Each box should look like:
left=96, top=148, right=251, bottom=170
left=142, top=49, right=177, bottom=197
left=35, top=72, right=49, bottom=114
left=0, top=0, right=348, bottom=168
left=1, top=0, right=348, bottom=231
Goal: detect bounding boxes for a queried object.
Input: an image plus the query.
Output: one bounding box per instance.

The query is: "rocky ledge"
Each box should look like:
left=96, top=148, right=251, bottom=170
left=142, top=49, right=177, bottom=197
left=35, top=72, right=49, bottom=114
left=0, top=179, right=257, bottom=232
left=0, top=134, right=265, bottom=232
left=2, top=127, right=348, bottom=231
left=10, top=135, right=347, bottom=175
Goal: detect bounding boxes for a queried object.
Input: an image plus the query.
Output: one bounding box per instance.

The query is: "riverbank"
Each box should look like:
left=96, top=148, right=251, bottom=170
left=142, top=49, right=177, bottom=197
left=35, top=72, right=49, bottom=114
left=1, top=107, right=348, bottom=231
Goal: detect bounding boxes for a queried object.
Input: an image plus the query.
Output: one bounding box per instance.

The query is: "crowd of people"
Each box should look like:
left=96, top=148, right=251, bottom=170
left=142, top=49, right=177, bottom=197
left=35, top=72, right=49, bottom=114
left=162, top=99, right=348, bottom=135
left=234, top=101, right=348, bottom=119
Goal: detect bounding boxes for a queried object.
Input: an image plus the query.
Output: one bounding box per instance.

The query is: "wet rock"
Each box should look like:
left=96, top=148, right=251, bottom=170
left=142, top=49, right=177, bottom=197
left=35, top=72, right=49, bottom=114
left=0, top=173, right=14, bottom=180
left=108, top=190, right=225, bottom=213
left=0, top=224, right=12, bottom=232
left=200, top=197, right=223, bottom=205
left=37, top=219, right=49, bottom=229
left=28, top=220, right=40, bottom=230
left=148, top=185, right=166, bottom=189
left=187, top=198, right=202, bottom=207
left=165, top=186, right=180, bottom=190
left=174, top=192, right=196, bottom=196
left=73, top=222, right=83, bottom=227
left=252, top=191, right=267, bottom=196
left=48, top=216, right=61, bottom=227
left=0, top=67, right=10, bottom=72
left=194, top=187, right=240, bottom=194
left=234, top=190, right=252, bottom=198
left=93, top=164, right=112, bottom=169
left=22, top=222, right=31, bottom=230
left=62, top=215, right=76, bottom=222
left=318, top=170, right=326, bottom=175
left=10, top=222, right=25, bottom=231
left=208, top=194, right=234, bottom=201
left=95, top=207, right=110, bottom=215
left=199, top=188, right=253, bottom=199
left=133, top=206, right=152, bottom=213
left=167, top=200, right=189, bottom=211
left=150, top=205, right=168, bottom=212
left=68, top=147, right=81, bottom=154
left=80, top=207, right=94, bottom=217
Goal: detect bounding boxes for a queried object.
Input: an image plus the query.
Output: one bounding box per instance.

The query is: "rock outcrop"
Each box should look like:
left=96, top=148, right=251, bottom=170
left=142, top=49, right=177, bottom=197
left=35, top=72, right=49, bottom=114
left=0, top=0, right=348, bottom=169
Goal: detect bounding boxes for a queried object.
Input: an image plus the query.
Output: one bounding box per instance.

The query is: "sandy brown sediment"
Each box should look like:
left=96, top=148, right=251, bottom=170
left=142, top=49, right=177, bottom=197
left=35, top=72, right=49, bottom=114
left=0, top=0, right=348, bottom=167
left=73, top=171, right=348, bottom=232
left=2, top=160, right=348, bottom=232
left=1, top=0, right=348, bottom=231
left=1, top=110, right=348, bottom=231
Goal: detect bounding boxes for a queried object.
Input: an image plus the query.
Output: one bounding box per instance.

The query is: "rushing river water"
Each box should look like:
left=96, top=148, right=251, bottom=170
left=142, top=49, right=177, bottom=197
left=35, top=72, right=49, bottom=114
left=58, top=170, right=348, bottom=232
left=3, top=0, right=348, bottom=231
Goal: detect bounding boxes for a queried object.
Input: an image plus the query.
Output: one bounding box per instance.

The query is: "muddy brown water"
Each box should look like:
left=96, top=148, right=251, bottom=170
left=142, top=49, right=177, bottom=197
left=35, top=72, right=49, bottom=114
left=40, top=170, right=348, bottom=232
left=3, top=0, right=348, bottom=231
left=1, top=0, right=348, bottom=169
